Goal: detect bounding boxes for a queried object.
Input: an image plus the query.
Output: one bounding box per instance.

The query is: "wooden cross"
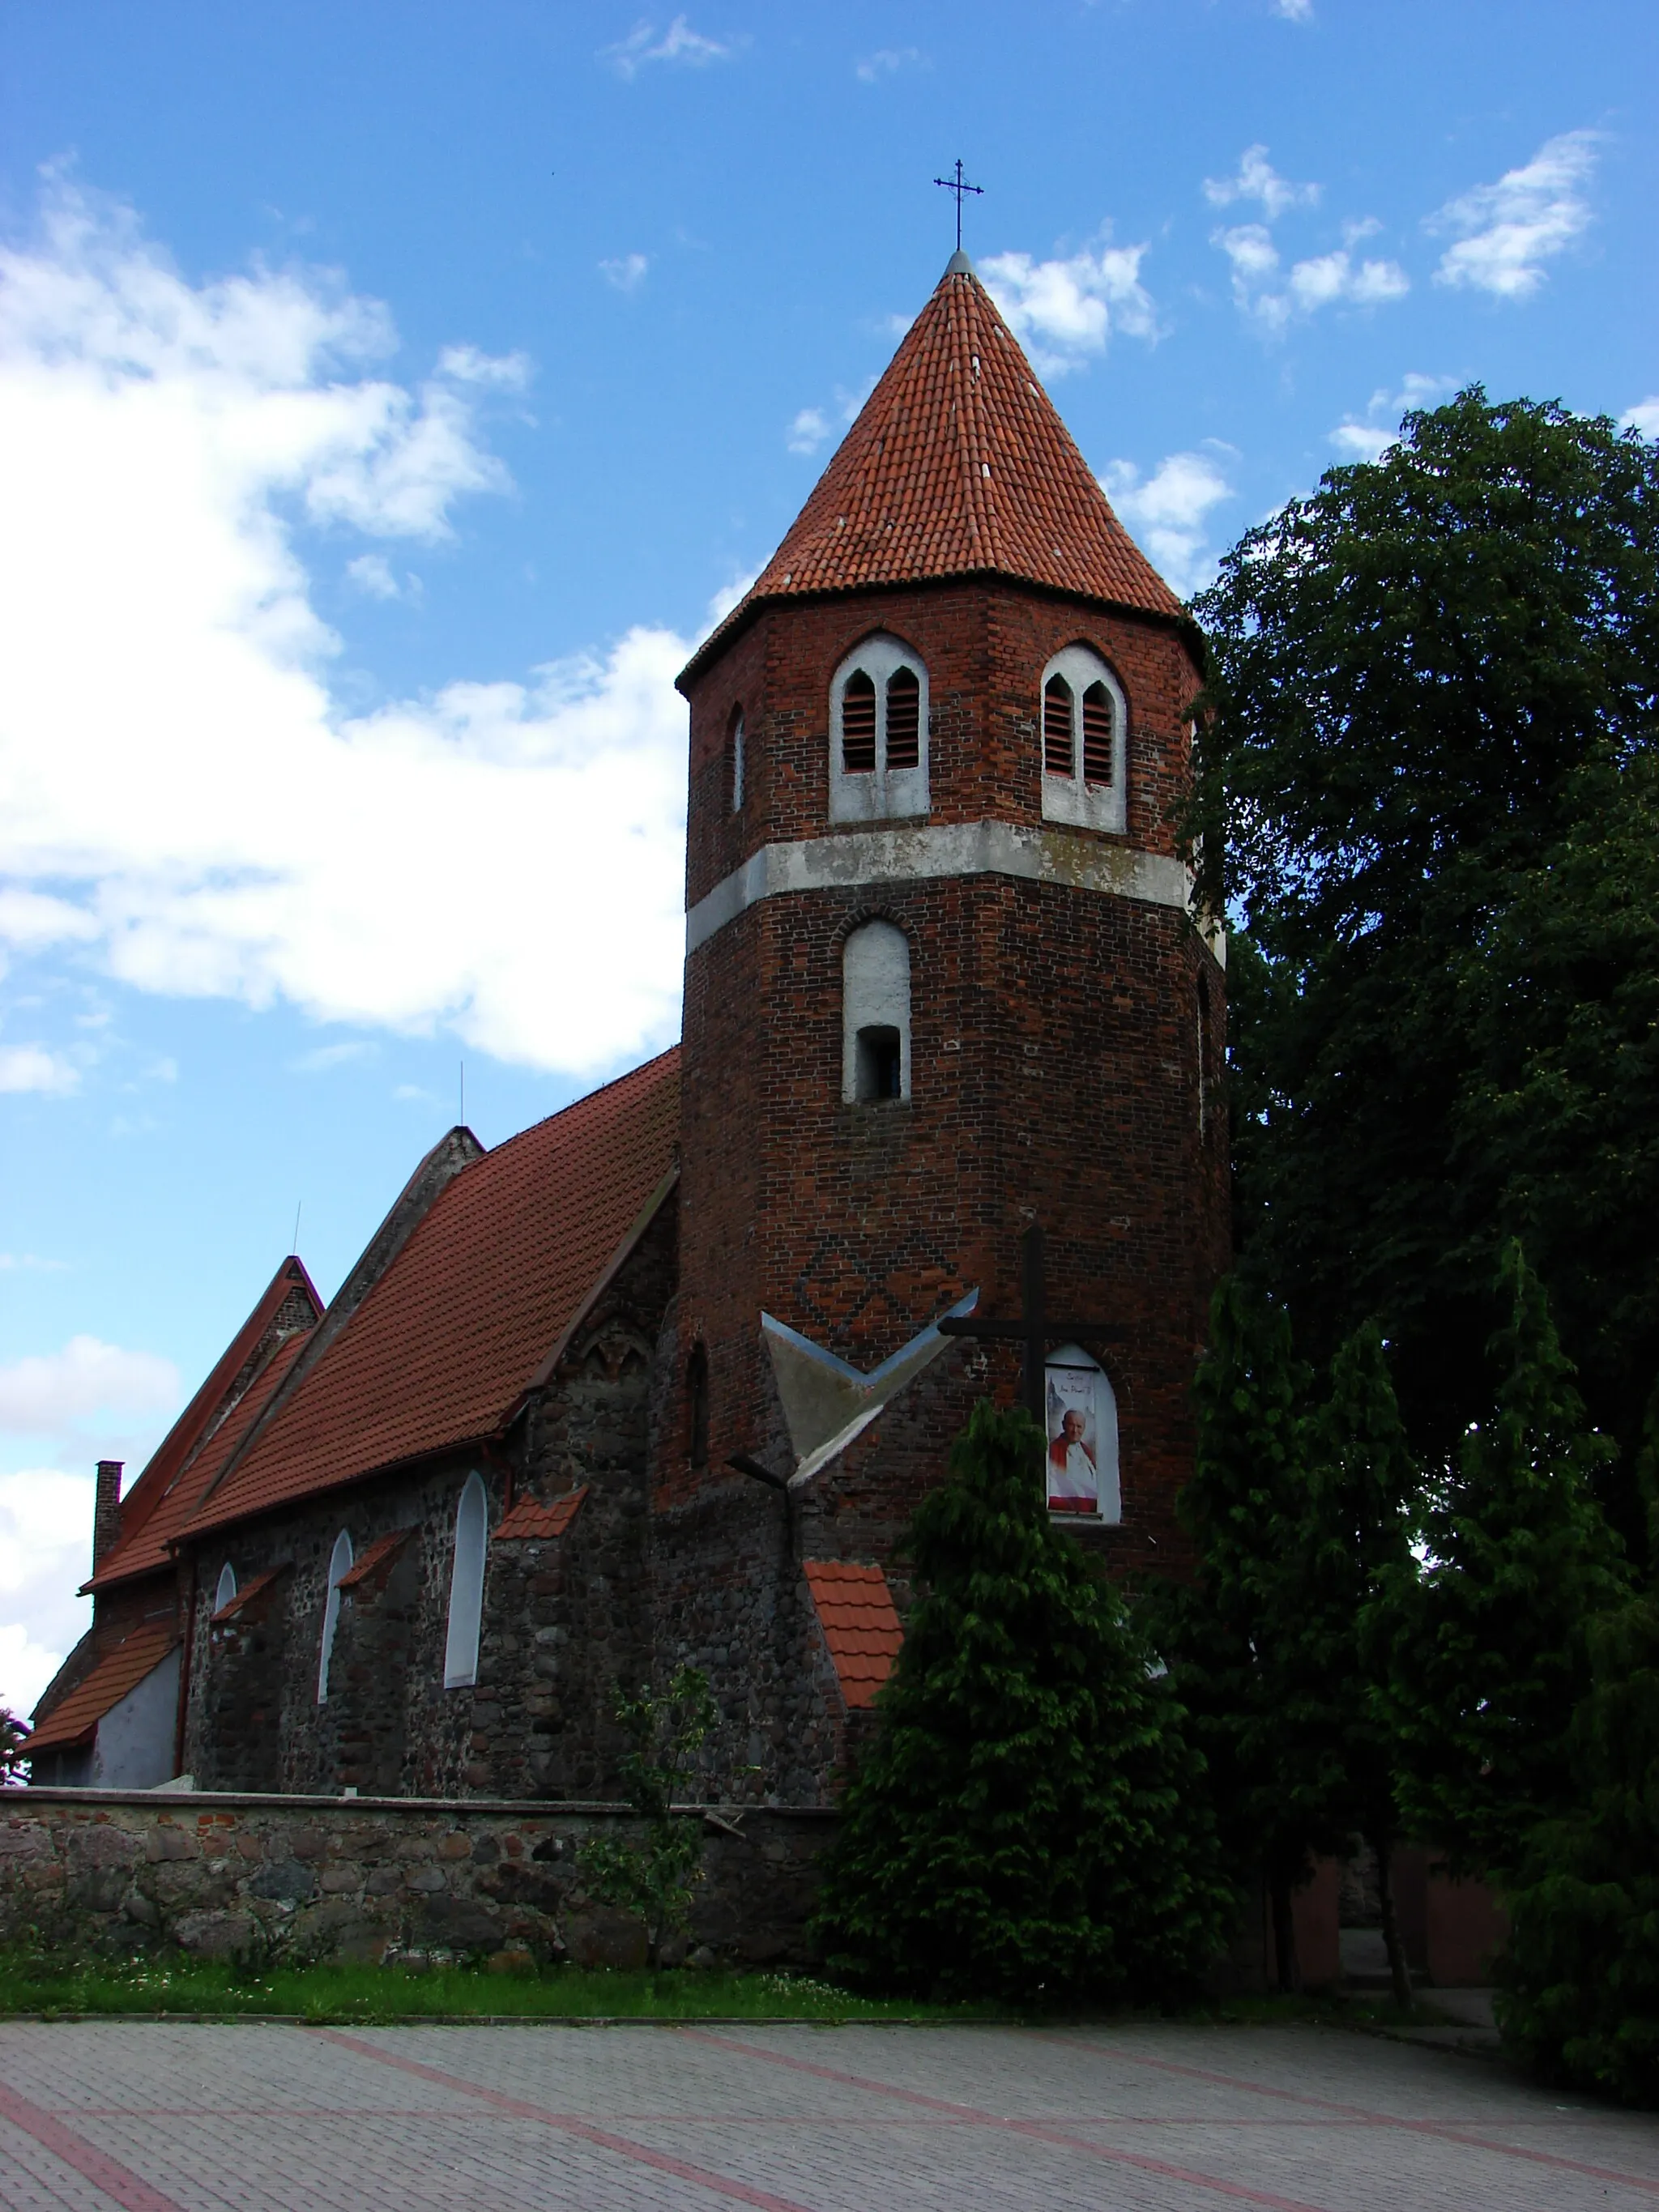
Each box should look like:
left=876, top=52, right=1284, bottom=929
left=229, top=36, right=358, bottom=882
left=932, top=159, right=984, bottom=254
left=938, top=1223, right=1125, bottom=1421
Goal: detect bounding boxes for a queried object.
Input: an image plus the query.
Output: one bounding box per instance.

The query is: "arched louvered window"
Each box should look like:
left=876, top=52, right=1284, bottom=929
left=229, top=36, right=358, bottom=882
left=830, top=637, right=929, bottom=822
left=214, top=1562, right=237, bottom=1614
left=687, top=1342, right=710, bottom=1468
left=728, top=706, right=745, bottom=812
left=1081, top=683, right=1114, bottom=786
left=841, top=672, right=876, bottom=773
left=1039, top=646, right=1127, bottom=834
left=1043, top=676, right=1075, bottom=776
left=317, top=1529, right=352, bottom=1703
left=443, top=1472, right=488, bottom=1690
left=885, top=666, right=921, bottom=769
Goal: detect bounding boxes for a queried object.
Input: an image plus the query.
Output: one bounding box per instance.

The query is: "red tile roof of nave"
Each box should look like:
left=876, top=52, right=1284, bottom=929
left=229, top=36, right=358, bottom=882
left=682, top=257, right=1181, bottom=685
left=25, top=1619, right=179, bottom=1752
left=184, top=1049, right=682, bottom=1536
left=86, top=1328, right=317, bottom=1594
left=493, top=1485, right=588, bottom=1543
left=802, top=1559, right=905, bottom=1711
left=93, top=1258, right=321, bottom=1571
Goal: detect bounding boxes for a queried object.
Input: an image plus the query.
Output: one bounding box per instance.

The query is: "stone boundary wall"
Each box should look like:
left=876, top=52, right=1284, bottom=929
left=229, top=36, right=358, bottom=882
left=0, top=1790, right=836, bottom=1970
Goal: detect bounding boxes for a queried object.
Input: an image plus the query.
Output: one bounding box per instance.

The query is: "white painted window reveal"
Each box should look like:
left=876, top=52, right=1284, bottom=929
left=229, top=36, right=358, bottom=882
left=1044, top=1345, right=1121, bottom=1522
left=316, top=1528, right=353, bottom=1703
left=444, top=1470, right=488, bottom=1690
left=830, top=635, right=929, bottom=825
left=1040, top=644, right=1127, bottom=836
left=214, top=1561, right=237, bottom=1613
left=842, top=919, right=911, bottom=1103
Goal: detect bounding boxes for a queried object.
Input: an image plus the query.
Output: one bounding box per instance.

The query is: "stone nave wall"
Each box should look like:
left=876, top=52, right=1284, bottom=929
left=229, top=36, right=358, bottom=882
left=0, top=1789, right=834, bottom=1968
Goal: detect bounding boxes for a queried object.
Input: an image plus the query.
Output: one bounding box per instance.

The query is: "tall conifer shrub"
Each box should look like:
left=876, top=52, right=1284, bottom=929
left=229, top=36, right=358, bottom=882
left=813, top=1399, right=1231, bottom=2005
left=1497, top=1394, right=1659, bottom=2103
left=1368, top=1242, right=1628, bottom=1881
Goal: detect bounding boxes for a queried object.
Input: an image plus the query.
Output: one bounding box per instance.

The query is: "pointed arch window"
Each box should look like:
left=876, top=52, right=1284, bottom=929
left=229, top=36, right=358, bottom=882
left=1039, top=646, right=1126, bottom=833
left=443, top=1471, right=488, bottom=1690
left=213, top=1562, right=237, bottom=1614
left=316, top=1529, right=352, bottom=1703
left=830, top=637, right=929, bottom=823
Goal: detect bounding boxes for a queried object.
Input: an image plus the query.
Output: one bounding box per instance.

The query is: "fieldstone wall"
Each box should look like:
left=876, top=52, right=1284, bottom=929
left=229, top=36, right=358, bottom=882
left=0, top=1789, right=835, bottom=1970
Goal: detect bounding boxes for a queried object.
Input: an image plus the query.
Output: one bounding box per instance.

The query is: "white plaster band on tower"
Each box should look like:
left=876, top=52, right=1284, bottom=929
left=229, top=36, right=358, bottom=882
left=684, top=819, right=1226, bottom=962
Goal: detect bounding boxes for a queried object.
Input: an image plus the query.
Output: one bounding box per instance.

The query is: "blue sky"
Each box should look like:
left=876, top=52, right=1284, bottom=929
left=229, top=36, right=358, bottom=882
left=2, top=0, right=1654, bottom=1712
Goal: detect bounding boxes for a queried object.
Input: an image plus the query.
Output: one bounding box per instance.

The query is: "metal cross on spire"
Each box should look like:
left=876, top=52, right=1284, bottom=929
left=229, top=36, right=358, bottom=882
left=932, top=159, right=984, bottom=254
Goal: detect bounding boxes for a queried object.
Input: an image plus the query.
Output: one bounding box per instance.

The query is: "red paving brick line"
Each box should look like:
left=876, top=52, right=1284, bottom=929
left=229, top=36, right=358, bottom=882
left=676, top=2028, right=1333, bottom=2212
left=0, top=2075, right=190, bottom=2212
left=1050, top=2035, right=1659, bottom=2198
left=312, top=2028, right=820, bottom=2212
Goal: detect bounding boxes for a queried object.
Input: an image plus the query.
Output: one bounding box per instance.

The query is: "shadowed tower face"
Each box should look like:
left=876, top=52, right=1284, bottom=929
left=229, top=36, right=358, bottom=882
left=668, top=249, right=1228, bottom=1567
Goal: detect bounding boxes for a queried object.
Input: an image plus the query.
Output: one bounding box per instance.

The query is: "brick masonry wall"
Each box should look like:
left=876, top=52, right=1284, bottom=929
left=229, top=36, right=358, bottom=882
left=0, top=1790, right=833, bottom=1969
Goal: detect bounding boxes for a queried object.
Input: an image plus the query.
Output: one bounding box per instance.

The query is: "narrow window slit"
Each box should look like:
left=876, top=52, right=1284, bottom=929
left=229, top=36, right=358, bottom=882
left=1043, top=676, right=1075, bottom=776
left=1081, top=682, right=1114, bottom=785
left=885, top=667, right=920, bottom=769
left=841, top=671, right=876, bottom=773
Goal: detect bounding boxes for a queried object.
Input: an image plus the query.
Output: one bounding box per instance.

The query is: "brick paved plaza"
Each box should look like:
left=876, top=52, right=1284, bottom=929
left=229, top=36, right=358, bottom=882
left=2, top=2018, right=1657, bottom=2211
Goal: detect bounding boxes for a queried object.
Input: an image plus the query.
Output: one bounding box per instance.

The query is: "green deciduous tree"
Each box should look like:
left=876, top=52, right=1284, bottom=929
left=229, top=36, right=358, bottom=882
left=1191, top=390, right=1659, bottom=1508
left=1368, top=1243, right=1629, bottom=1882
left=813, top=1399, right=1232, bottom=2006
left=577, top=1664, right=717, bottom=1970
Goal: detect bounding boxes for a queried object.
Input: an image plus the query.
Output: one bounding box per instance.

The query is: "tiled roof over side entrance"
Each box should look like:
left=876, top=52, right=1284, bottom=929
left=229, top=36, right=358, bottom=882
left=802, top=1559, right=905, bottom=1711
left=24, top=1620, right=179, bottom=1753
left=683, top=258, right=1180, bottom=684
left=184, top=1049, right=681, bottom=1535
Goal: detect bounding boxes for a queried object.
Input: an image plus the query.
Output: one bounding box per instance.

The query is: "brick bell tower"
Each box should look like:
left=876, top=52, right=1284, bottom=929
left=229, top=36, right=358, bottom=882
left=659, top=250, right=1228, bottom=1798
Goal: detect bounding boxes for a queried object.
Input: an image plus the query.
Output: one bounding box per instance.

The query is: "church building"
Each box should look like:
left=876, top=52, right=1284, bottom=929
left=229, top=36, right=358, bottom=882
left=28, top=249, right=1228, bottom=1804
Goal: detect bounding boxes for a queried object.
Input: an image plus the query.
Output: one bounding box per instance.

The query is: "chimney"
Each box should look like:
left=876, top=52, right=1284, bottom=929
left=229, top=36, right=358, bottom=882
left=92, top=1460, right=124, bottom=1572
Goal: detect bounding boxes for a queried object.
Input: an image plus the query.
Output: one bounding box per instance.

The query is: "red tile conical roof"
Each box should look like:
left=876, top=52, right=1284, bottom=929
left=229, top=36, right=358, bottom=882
left=684, top=254, right=1180, bottom=684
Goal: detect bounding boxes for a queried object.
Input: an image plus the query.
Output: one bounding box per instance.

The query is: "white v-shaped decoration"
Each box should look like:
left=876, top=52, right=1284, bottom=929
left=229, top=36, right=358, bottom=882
left=761, top=1289, right=979, bottom=1488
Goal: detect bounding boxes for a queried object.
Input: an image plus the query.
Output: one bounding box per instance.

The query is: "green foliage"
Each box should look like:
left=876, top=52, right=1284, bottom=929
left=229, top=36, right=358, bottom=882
left=1497, top=1392, right=1659, bottom=2103
left=1369, top=1242, right=1629, bottom=1880
left=576, top=1664, right=717, bottom=1968
left=0, top=1709, right=27, bottom=1787
left=1191, top=388, right=1659, bottom=1491
left=813, top=1398, right=1232, bottom=2007
left=1154, top=1285, right=1415, bottom=1989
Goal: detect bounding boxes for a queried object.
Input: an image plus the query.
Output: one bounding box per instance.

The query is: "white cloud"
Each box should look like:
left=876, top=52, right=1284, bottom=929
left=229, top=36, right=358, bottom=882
left=0, top=1468, right=98, bottom=1718
left=289, top=1038, right=377, bottom=1073
left=0, top=1336, right=180, bottom=1434
left=346, top=552, right=399, bottom=599
left=1101, top=449, right=1235, bottom=598
left=0, top=181, right=690, bottom=1080
left=1429, top=130, right=1601, bottom=300
left=599, top=252, right=650, bottom=294
left=603, top=15, right=731, bottom=78
left=787, top=406, right=830, bottom=455
left=1203, top=145, right=1319, bottom=221
left=855, top=47, right=923, bottom=81
left=1272, top=0, right=1314, bottom=18
left=0, top=1254, right=68, bottom=1272
left=980, top=235, right=1158, bottom=377
left=0, top=1044, right=79, bottom=1094
left=1330, top=373, right=1458, bottom=461
left=1215, top=223, right=1408, bottom=333
left=1623, top=397, right=1659, bottom=440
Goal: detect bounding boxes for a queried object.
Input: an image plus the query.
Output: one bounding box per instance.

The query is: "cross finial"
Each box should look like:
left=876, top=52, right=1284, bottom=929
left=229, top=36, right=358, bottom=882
left=932, top=159, right=984, bottom=254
